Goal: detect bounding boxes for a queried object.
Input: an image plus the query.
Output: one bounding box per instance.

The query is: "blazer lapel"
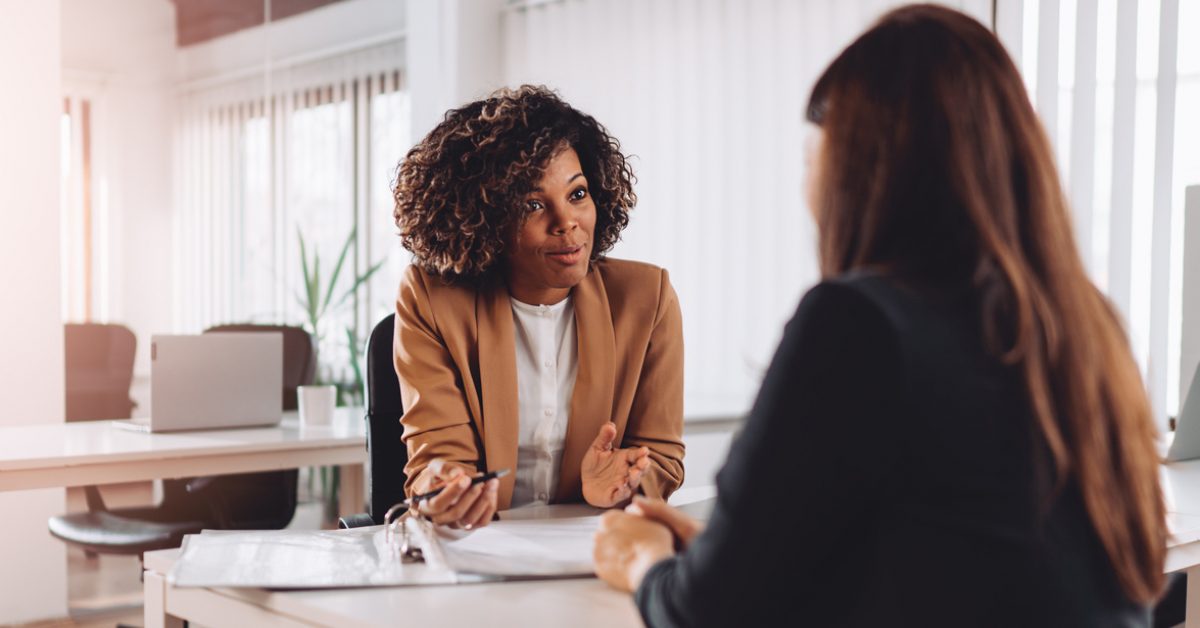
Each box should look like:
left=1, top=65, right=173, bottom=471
left=476, top=279, right=520, bottom=509
left=556, top=268, right=616, bottom=502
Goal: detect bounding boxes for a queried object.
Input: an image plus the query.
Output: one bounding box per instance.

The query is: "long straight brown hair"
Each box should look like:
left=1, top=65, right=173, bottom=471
left=806, top=4, right=1166, bottom=603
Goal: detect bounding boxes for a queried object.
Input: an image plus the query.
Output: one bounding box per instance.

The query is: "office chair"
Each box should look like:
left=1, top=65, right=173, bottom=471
left=339, top=313, right=408, bottom=528
left=64, top=323, right=137, bottom=422
left=48, top=325, right=314, bottom=556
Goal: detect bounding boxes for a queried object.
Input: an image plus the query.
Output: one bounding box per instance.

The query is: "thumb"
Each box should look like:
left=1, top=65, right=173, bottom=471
left=590, top=422, right=618, bottom=452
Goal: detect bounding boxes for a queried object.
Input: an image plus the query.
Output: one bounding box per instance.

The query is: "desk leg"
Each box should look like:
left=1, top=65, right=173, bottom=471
left=144, top=570, right=184, bottom=628
left=339, top=462, right=365, bottom=517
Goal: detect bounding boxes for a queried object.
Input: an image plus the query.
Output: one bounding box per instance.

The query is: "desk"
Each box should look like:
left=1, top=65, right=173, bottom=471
left=141, top=465, right=1200, bottom=628
left=1165, top=462, right=1200, bottom=628
left=142, top=488, right=717, bottom=628
left=0, top=407, right=368, bottom=516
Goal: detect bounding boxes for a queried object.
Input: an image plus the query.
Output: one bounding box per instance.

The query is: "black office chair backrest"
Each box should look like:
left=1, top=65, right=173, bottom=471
left=205, top=324, right=317, bottom=410
left=366, top=313, right=408, bottom=523
left=64, top=323, right=137, bottom=421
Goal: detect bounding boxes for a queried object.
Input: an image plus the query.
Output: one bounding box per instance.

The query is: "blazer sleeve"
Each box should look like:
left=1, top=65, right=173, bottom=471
left=394, top=267, right=481, bottom=495
left=634, top=282, right=905, bottom=628
left=623, top=268, right=686, bottom=500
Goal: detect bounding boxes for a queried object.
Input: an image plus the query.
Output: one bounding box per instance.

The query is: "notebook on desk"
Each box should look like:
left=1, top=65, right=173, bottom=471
left=168, top=513, right=600, bottom=588
left=114, top=333, right=284, bottom=433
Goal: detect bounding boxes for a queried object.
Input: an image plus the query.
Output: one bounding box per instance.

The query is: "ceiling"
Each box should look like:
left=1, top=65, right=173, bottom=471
left=171, top=0, right=345, bottom=46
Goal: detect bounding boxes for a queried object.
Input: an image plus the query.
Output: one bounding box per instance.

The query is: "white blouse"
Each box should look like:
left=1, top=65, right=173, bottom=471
left=508, top=296, right=579, bottom=507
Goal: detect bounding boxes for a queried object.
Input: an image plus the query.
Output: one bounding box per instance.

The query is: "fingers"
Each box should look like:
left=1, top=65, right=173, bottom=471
left=428, top=480, right=485, bottom=526
left=589, top=422, right=618, bottom=453
left=419, top=474, right=471, bottom=519
left=461, top=479, right=499, bottom=529
left=415, top=460, right=467, bottom=495
left=626, top=496, right=704, bottom=547
left=624, top=446, right=650, bottom=464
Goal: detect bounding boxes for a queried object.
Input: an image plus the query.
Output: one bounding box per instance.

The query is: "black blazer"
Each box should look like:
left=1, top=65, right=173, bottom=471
left=636, top=273, right=1148, bottom=627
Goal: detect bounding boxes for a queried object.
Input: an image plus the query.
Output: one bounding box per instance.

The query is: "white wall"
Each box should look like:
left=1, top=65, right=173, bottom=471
left=406, top=0, right=506, bottom=141
left=0, top=1, right=67, bottom=621
left=61, top=0, right=178, bottom=390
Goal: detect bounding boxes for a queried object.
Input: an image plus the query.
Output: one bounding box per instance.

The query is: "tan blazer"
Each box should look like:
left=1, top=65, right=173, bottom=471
left=393, top=257, right=685, bottom=509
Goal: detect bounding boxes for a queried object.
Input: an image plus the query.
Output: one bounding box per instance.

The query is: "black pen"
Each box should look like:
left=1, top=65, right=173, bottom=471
left=406, top=468, right=510, bottom=505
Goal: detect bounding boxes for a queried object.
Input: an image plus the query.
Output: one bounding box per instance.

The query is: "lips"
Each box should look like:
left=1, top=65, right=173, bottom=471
left=546, top=244, right=585, bottom=266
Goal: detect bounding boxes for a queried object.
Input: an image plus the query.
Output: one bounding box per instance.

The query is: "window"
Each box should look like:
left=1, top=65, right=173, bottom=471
left=1003, top=0, right=1194, bottom=426
left=174, top=40, right=410, bottom=395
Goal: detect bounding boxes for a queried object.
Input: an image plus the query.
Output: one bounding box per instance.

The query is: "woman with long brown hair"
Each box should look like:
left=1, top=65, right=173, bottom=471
left=593, top=4, right=1166, bottom=626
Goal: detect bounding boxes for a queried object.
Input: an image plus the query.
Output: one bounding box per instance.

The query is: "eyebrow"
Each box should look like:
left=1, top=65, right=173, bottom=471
left=531, top=172, right=586, bottom=193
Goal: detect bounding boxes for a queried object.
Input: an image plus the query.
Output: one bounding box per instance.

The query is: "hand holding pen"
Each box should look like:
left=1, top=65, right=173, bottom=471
left=410, top=460, right=506, bottom=530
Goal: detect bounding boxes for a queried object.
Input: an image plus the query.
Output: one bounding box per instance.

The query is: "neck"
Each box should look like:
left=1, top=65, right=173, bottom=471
left=506, top=282, right=571, bottom=306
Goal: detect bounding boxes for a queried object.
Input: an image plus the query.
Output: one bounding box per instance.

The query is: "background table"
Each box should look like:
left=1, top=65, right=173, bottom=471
left=0, top=407, right=368, bottom=515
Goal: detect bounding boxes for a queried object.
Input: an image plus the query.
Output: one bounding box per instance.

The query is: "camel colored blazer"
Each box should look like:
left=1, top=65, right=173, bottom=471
left=393, top=257, right=685, bottom=510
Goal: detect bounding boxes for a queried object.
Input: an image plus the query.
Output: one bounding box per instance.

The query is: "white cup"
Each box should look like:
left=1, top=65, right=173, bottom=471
left=298, top=385, right=336, bottom=427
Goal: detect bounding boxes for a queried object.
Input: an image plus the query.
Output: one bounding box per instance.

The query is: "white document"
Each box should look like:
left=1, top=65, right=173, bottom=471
left=169, top=523, right=463, bottom=589
left=169, top=513, right=602, bottom=588
left=434, top=515, right=599, bottom=578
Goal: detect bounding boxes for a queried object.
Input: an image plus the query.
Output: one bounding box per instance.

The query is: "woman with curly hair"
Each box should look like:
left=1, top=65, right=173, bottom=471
left=392, top=85, right=685, bottom=529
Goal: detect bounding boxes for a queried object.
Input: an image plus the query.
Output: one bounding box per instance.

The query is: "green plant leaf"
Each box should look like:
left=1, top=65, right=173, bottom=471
left=321, top=229, right=356, bottom=318
left=345, top=326, right=364, bottom=402
left=330, top=257, right=389, bottom=313
left=297, top=229, right=312, bottom=310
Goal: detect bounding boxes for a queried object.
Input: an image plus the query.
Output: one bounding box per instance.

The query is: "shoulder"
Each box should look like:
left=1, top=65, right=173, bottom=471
left=590, top=258, right=678, bottom=322
left=398, top=264, right=482, bottom=305
left=396, top=264, right=485, bottom=337
left=787, top=272, right=906, bottom=358
left=592, top=257, right=670, bottom=288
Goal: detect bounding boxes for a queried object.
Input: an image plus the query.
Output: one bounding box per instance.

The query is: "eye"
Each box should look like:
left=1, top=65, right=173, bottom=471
left=569, top=187, right=589, bottom=201
left=526, top=199, right=545, bottom=212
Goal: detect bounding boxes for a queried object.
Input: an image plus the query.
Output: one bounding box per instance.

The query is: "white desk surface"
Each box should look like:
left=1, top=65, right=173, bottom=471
left=0, top=407, right=366, bottom=492
left=141, top=464, right=1200, bottom=628
left=143, top=491, right=719, bottom=628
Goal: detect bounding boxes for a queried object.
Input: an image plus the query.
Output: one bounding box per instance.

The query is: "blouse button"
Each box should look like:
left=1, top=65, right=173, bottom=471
left=543, top=408, right=553, bottom=417
left=537, top=492, right=548, bottom=502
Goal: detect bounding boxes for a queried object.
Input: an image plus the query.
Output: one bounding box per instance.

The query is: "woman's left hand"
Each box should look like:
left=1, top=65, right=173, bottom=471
left=593, top=510, right=675, bottom=592
left=581, top=422, right=651, bottom=508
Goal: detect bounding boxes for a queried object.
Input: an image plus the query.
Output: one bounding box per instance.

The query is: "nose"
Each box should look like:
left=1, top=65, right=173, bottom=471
left=549, top=203, right=578, bottom=235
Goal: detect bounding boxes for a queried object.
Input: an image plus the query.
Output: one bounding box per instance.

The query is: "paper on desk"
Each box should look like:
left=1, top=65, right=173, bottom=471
left=434, top=515, right=599, bottom=577
left=169, top=514, right=602, bottom=588
left=169, top=523, right=464, bottom=588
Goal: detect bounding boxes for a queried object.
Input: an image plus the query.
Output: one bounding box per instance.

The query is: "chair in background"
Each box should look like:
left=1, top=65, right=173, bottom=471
left=64, top=323, right=137, bottom=421
left=339, top=314, right=407, bottom=528
left=48, top=324, right=315, bottom=557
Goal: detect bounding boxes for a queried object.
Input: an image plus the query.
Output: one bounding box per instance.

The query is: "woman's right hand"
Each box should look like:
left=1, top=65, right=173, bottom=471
left=412, top=460, right=499, bottom=529
left=625, top=496, right=704, bottom=550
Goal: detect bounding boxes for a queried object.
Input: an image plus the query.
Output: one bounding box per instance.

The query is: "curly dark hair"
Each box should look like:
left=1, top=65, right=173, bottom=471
left=393, top=85, right=636, bottom=283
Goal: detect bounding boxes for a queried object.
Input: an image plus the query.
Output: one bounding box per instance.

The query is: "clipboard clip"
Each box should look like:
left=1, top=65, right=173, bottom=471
left=383, top=503, right=425, bottom=564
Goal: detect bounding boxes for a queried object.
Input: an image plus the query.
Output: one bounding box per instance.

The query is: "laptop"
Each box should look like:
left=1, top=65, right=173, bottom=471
left=115, top=333, right=284, bottom=433
left=1168, top=366, right=1200, bottom=461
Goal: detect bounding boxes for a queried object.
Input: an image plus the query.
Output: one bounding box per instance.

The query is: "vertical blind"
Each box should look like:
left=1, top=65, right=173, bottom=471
left=997, top=0, right=1199, bottom=426
left=502, top=0, right=991, bottom=419
left=173, top=39, right=410, bottom=383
